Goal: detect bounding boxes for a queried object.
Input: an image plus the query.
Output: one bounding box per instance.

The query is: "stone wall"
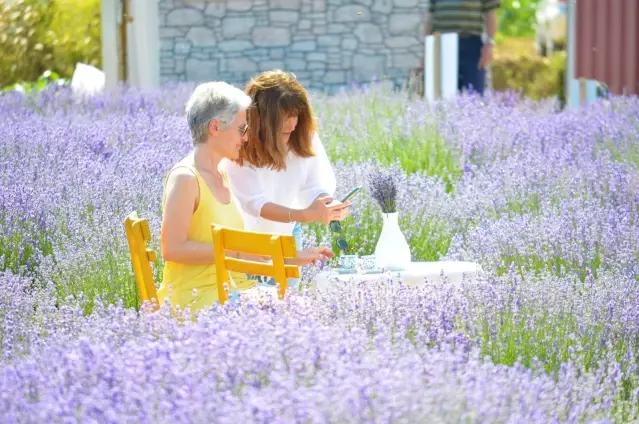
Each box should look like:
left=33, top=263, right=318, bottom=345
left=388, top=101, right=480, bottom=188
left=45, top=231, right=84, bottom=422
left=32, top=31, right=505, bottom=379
left=158, top=0, right=429, bottom=93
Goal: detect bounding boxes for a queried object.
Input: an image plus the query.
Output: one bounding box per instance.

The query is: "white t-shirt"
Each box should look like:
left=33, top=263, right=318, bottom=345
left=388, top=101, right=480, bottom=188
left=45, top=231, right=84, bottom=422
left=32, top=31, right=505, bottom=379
left=220, top=133, right=336, bottom=236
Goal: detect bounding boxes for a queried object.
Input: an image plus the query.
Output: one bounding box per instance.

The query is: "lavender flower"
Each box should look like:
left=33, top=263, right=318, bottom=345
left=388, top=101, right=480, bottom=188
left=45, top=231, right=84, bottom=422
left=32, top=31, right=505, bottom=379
left=2, top=82, right=639, bottom=421
left=367, top=166, right=399, bottom=213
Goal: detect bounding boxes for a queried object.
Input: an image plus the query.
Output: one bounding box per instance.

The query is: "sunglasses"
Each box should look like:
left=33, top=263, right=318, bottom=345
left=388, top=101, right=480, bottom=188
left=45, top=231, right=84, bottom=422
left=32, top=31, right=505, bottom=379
left=330, top=220, right=348, bottom=251
left=239, top=123, right=248, bottom=135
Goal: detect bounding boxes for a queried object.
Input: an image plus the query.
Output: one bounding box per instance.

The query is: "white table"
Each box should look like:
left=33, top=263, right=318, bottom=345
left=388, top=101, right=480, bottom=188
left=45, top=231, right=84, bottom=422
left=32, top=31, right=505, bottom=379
left=310, top=261, right=483, bottom=292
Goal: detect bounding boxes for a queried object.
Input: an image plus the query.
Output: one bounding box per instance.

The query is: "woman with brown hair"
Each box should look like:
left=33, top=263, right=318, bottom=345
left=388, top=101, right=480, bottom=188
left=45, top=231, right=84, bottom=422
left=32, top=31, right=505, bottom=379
left=221, top=70, right=349, bottom=289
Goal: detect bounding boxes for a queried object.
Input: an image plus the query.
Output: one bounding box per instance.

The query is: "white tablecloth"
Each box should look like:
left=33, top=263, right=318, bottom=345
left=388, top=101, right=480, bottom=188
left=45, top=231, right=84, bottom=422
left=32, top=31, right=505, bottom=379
left=310, top=261, right=483, bottom=292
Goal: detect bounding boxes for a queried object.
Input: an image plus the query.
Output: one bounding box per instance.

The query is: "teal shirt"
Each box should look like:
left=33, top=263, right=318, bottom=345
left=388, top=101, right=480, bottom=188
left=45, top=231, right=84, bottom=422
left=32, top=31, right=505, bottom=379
left=429, top=0, right=501, bottom=37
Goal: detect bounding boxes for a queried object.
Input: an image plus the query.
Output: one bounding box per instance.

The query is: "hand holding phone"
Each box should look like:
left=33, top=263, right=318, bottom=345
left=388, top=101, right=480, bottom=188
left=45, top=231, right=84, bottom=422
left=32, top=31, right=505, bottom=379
left=340, top=186, right=361, bottom=204
left=326, top=186, right=360, bottom=208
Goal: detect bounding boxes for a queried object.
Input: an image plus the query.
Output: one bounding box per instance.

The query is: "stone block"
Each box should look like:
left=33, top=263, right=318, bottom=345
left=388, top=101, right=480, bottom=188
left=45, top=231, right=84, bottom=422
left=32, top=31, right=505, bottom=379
left=160, top=28, right=184, bottom=38
left=327, top=24, right=349, bottom=34
left=259, top=60, right=286, bottom=71
left=317, top=35, right=341, bottom=47
left=167, top=8, right=204, bottom=26
left=324, top=70, right=346, bottom=84
left=372, top=0, right=393, bottom=13
left=341, top=38, right=359, bottom=50
left=175, top=40, right=191, bottom=55
left=226, top=57, right=258, bottom=72
left=354, top=23, right=383, bottom=43
left=392, top=53, right=420, bottom=68
left=307, top=52, right=327, bottom=61
left=385, top=36, right=419, bottom=48
left=184, top=1, right=206, bottom=11
left=393, top=0, right=418, bottom=7
left=307, top=61, right=326, bottom=71
left=269, top=0, right=302, bottom=9
left=253, top=27, right=291, bottom=46
left=284, top=58, right=307, bottom=70
left=389, top=13, right=422, bottom=35
left=311, top=70, right=326, bottom=80
left=219, top=41, right=252, bottom=53
left=187, top=27, right=216, bottom=47
left=228, top=0, right=253, bottom=11
left=352, top=53, right=386, bottom=81
left=291, top=40, right=317, bottom=51
left=312, top=0, right=326, bottom=12
left=223, top=17, right=256, bottom=38
left=204, top=3, right=225, bottom=17
left=270, top=48, right=286, bottom=59
left=313, top=26, right=327, bottom=35
left=298, top=20, right=312, bottom=30
left=175, top=59, right=186, bottom=73
left=334, top=5, right=371, bottom=22
left=293, top=34, right=315, bottom=41
left=161, top=39, right=174, bottom=51
left=191, top=51, right=209, bottom=60
left=270, top=11, right=300, bottom=23
left=186, top=58, right=219, bottom=81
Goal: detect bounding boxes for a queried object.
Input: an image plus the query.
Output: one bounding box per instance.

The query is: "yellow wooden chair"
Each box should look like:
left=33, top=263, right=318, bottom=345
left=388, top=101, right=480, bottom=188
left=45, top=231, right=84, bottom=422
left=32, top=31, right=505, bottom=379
left=124, top=211, right=160, bottom=312
left=211, top=224, right=300, bottom=304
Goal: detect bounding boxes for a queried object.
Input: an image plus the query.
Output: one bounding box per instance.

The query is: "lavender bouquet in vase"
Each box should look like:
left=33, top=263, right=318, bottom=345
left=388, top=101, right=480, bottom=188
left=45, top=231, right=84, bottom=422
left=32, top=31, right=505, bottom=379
left=368, top=167, right=412, bottom=271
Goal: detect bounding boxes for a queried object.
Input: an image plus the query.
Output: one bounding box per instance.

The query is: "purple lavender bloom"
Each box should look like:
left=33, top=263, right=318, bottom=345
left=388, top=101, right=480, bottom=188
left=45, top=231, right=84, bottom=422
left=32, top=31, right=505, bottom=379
left=367, top=166, right=399, bottom=213
left=2, top=83, right=639, bottom=421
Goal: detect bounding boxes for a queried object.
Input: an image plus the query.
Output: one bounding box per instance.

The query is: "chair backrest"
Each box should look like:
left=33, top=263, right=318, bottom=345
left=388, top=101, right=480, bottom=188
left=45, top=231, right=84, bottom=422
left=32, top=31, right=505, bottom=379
left=124, top=211, right=159, bottom=311
left=211, top=225, right=300, bottom=304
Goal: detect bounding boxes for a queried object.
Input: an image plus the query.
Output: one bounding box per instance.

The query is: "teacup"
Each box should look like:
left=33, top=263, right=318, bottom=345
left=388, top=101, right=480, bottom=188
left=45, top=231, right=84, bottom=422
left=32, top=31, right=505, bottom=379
left=361, top=254, right=377, bottom=271
left=339, top=254, right=358, bottom=270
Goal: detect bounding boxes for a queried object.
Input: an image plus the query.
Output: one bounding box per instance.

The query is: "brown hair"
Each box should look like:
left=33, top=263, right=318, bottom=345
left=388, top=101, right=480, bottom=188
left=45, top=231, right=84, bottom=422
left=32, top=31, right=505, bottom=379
left=237, top=70, right=317, bottom=171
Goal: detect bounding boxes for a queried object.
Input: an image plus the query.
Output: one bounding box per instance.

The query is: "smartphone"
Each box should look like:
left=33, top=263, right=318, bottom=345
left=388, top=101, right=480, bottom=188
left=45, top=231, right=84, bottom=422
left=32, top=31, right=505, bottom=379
left=340, top=186, right=361, bottom=203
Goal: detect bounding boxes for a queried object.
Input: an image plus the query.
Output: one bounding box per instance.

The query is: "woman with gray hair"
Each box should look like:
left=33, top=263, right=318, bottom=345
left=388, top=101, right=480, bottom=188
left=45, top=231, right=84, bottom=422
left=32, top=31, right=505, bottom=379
left=158, top=81, right=333, bottom=313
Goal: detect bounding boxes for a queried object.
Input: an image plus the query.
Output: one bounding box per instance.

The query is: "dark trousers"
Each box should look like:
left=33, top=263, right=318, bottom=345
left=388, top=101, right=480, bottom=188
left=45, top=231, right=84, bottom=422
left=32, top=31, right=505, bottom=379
left=458, top=34, right=486, bottom=95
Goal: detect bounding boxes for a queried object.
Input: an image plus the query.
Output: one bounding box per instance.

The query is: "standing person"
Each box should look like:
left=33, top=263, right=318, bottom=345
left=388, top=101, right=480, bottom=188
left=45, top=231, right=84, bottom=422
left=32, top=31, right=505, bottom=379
left=159, top=81, right=333, bottom=313
left=221, top=70, right=350, bottom=290
left=423, top=0, right=500, bottom=95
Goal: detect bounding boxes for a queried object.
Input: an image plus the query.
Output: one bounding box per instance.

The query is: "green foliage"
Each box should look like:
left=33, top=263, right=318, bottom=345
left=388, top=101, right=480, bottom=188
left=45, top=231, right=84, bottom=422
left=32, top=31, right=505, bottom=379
left=0, top=0, right=101, bottom=88
left=497, top=0, right=541, bottom=39
left=2, top=70, right=68, bottom=94
left=492, top=37, right=566, bottom=101
left=0, top=0, right=56, bottom=87
left=46, top=0, right=102, bottom=79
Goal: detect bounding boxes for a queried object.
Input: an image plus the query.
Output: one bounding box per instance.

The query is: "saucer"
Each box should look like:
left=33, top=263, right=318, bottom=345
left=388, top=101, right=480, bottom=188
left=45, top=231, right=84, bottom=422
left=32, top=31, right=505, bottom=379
left=334, top=268, right=357, bottom=274
left=361, top=268, right=383, bottom=274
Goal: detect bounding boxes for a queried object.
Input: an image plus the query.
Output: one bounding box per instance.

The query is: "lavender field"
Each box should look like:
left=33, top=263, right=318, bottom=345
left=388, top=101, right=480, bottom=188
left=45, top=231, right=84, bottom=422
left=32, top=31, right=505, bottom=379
left=1, top=83, right=639, bottom=422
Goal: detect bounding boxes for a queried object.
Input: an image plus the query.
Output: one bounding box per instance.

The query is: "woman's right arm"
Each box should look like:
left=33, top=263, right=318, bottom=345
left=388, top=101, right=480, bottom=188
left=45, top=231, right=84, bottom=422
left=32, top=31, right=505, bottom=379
left=161, top=168, right=269, bottom=264
left=160, top=168, right=218, bottom=264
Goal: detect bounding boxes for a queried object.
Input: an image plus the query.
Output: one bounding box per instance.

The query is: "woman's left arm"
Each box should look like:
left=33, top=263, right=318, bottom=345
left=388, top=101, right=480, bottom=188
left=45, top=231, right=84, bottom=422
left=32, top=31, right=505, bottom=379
left=299, top=133, right=337, bottom=207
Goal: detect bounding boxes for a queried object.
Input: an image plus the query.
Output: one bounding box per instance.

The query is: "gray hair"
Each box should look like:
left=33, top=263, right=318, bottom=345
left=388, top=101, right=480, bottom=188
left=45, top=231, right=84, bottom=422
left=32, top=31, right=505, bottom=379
left=185, top=81, right=252, bottom=145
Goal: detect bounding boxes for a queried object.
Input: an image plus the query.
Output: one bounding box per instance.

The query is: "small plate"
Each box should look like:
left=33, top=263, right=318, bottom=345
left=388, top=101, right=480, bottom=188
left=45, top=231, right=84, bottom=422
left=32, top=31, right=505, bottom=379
left=361, top=268, right=383, bottom=274
left=334, top=268, right=357, bottom=274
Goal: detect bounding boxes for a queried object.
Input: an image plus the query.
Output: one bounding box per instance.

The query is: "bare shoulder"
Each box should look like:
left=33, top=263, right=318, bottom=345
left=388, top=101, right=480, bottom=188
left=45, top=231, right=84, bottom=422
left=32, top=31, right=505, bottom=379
left=165, top=166, right=198, bottom=195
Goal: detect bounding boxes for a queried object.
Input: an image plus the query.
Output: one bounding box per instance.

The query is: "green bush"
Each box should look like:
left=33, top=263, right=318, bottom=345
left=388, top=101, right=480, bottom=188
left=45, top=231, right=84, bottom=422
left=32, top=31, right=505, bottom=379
left=0, top=0, right=101, bottom=88
left=497, top=0, right=541, bottom=39
left=492, top=37, right=566, bottom=102
left=0, top=0, right=55, bottom=87
left=47, top=0, right=102, bottom=79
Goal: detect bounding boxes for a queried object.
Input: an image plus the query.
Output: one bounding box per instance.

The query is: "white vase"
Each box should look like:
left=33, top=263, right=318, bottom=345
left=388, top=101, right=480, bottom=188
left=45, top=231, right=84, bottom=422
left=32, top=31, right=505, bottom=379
left=374, top=212, right=412, bottom=271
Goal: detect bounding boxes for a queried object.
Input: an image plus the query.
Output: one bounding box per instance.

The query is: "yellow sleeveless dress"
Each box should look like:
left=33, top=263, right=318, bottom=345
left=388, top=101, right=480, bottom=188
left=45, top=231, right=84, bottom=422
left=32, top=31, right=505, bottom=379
left=157, top=160, right=255, bottom=312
